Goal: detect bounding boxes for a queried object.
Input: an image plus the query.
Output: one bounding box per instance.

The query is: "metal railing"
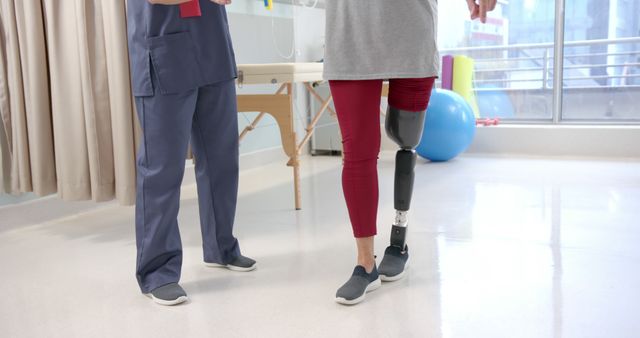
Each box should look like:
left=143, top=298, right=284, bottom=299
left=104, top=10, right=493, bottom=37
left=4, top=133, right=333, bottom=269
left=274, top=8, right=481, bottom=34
left=440, top=37, right=640, bottom=92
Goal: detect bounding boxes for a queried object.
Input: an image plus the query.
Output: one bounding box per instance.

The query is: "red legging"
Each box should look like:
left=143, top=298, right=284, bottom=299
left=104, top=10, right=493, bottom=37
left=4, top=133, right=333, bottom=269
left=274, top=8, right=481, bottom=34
left=329, top=78, right=435, bottom=238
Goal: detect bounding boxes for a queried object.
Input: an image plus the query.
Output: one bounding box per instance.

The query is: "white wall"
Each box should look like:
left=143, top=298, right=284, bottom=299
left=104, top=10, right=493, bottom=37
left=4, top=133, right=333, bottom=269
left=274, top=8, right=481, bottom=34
left=293, top=5, right=325, bottom=63
left=227, top=0, right=325, bottom=157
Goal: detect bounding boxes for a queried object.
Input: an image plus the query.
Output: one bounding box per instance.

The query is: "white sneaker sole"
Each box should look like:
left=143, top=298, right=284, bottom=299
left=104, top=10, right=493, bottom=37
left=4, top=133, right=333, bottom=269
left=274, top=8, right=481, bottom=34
left=335, top=278, right=382, bottom=305
left=146, top=294, right=189, bottom=306
left=379, top=258, right=410, bottom=282
left=205, top=262, right=257, bottom=272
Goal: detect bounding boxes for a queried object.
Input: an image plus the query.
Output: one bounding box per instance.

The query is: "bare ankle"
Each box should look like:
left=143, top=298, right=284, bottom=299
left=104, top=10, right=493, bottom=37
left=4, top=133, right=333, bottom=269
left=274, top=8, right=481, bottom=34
left=357, top=256, right=376, bottom=273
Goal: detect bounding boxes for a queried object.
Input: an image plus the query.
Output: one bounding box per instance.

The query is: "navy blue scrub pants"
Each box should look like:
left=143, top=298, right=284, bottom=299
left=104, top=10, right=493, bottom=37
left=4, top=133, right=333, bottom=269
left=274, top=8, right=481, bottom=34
left=134, top=78, right=240, bottom=293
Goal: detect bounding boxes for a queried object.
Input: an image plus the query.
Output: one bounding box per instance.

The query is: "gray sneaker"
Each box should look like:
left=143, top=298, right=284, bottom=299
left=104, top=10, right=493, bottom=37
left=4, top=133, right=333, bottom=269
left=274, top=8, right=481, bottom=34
left=335, top=265, right=381, bottom=305
left=205, top=255, right=257, bottom=272
left=146, top=283, right=188, bottom=306
left=378, top=245, right=409, bottom=282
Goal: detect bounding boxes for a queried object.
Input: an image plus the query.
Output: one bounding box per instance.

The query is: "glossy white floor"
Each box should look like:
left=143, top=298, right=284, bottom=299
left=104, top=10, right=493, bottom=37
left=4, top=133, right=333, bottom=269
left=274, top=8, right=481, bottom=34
left=1, top=153, right=639, bottom=338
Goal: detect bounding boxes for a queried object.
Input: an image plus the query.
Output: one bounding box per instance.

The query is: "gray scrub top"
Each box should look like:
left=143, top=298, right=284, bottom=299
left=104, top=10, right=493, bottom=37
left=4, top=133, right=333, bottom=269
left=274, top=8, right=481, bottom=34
left=323, top=0, right=440, bottom=81
left=127, top=0, right=237, bottom=96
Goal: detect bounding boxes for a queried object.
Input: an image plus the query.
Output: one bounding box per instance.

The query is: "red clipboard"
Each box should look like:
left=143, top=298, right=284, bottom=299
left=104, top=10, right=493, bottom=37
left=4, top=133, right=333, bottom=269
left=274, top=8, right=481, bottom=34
left=180, top=0, right=201, bottom=18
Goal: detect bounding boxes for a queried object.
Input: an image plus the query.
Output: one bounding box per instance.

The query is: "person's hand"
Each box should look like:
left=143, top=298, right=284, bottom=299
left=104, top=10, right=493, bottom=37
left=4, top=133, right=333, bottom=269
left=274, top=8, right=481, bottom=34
left=466, top=0, right=497, bottom=23
left=211, top=0, right=232, bottom=5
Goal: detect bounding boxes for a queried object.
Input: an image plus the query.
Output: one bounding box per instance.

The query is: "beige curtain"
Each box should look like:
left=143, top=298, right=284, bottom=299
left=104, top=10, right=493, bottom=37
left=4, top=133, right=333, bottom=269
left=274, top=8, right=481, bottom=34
left=0, top=0, right=55, bottom=196
left=0, top=9, right=11, bottom=193
left=0, top=0, right=138, bottom=205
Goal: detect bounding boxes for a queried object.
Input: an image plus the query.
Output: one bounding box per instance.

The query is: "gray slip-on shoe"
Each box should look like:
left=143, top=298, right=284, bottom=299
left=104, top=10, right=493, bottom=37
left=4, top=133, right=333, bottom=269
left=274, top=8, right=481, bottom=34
left=378, top=245, right=409, bottom=282
left=205, top=255, right=257, bottom=272
left=146, top=283, right=188, bottom=306
left=335, top=265, right=381, bottom=305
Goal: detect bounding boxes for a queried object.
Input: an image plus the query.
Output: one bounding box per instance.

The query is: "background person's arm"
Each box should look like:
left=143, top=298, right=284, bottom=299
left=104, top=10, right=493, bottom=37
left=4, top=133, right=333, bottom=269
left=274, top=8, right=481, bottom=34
left=466, top=0, right=497, bottom=23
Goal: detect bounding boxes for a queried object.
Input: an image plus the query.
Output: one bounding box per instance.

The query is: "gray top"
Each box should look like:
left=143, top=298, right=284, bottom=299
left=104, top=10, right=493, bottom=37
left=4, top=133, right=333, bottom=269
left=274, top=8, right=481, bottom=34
left=323, top=0, right=440, bottom=81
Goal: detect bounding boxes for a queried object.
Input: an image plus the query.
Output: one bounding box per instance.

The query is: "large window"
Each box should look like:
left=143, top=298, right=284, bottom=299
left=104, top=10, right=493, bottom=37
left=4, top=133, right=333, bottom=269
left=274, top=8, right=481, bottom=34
left=561, top=0, right=640, bottom=121
left=438, top=0, right=640, bottom=123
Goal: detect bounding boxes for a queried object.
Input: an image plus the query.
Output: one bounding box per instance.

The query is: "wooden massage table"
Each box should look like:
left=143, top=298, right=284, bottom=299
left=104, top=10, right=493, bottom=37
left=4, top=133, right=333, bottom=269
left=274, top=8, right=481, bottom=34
left=236, top=63, right=389, bottom=210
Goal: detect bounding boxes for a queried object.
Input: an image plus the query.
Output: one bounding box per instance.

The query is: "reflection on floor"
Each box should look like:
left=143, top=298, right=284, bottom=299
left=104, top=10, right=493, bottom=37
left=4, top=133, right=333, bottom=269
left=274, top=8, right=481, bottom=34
left=1, top=153, right=639, bottom=338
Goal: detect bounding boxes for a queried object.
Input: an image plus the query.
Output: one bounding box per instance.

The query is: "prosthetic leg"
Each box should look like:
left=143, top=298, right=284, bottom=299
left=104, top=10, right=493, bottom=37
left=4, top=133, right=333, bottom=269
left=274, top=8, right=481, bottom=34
left=377, top=105, right=426, bottom=281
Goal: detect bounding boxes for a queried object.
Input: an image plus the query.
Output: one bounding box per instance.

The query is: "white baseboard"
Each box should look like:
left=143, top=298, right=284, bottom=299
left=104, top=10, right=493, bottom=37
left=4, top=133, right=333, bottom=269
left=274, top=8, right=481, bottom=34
left=240, top=147, right=291, bottom=171
left=381, top=124, right=640, bottom=160
left=467, top=125, right=640, bottom=159
left=182, top=146, right=291, bottom=186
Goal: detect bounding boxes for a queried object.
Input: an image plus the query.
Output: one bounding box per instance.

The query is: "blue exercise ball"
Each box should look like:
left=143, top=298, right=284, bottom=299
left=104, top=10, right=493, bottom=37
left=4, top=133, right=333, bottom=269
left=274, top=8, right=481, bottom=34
left=416, top=89, right=476, bottom=162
